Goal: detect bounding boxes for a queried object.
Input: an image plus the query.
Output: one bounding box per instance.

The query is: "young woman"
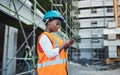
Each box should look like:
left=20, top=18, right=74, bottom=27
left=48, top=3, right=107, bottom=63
left=37, top=10, right=74, bottom=75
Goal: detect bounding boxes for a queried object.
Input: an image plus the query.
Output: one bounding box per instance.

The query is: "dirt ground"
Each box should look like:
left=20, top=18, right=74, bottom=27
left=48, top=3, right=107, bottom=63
left=68, top=62, right=120, bottom=75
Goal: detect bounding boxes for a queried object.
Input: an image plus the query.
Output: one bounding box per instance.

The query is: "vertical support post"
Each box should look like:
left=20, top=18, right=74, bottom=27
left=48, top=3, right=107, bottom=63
left=113, top=0, right=118, bottom=28
left=32, top=0, right=37, bottom=74
left=33, top=0, right=36, bottom=59
left=103, top=0, right=106, bottom=27
left=65, top=1, right=68, bottom=38
left=2, top=25, right=9, bottom=75
left=50, top=0, right=53, bottom=10
left=2, top=25, right=18, bottom=75
left=90, top=0, right=94, bottom=61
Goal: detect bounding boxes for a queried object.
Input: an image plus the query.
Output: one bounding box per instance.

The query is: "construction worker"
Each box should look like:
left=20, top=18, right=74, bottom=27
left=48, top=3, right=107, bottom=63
left=37, top=10, right=74, bottom=75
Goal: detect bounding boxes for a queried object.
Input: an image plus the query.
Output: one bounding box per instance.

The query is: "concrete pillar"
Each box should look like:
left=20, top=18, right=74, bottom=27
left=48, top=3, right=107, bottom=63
left=108, top=45, right=117, bottom=58
left=2, top=25, right=18, bottom=75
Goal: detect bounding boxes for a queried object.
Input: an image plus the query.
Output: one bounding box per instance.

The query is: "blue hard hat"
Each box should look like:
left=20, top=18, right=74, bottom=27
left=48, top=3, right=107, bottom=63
left=43, top=10, right=64, bottom=22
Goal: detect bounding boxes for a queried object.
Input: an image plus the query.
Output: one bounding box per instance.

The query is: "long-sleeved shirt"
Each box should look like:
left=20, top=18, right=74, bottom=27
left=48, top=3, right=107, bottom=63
left=39, top=34, right=60, bottom=58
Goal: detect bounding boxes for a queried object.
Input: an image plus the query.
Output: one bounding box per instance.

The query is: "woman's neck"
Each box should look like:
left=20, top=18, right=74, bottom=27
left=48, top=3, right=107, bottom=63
left=46, top=28, right=52, bottom=33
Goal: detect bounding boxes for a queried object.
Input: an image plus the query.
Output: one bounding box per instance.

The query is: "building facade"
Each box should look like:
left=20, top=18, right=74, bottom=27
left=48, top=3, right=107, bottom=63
left=72, top=0, right=118, bottom=61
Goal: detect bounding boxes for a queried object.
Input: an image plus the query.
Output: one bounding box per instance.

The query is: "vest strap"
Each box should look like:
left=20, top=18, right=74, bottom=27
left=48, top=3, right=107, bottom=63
left=37, top=58, right=67, bottom=68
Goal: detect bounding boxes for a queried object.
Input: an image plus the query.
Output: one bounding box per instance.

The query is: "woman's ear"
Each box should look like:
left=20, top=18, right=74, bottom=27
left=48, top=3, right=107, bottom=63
left=45, top=20, right=50, bottom=26
left=46, top=19, right=54, bottom=26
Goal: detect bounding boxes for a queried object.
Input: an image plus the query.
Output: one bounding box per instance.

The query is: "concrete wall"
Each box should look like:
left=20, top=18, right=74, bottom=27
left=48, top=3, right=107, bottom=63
left=77, top=8, right=113, bottom=18
left=79, top=18, right=114, bottom=28
left=73, top=0, right=113, bottom=8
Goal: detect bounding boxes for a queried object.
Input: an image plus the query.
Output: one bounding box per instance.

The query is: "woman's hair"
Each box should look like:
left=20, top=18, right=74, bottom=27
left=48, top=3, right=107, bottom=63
left=45, top=18, right=60, bottom=26
left=45, top=19, right=54, bottom=26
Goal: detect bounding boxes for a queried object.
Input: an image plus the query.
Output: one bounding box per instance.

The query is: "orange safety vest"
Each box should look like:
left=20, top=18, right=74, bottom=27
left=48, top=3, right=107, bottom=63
left=37, top=31, right=68, bottom=75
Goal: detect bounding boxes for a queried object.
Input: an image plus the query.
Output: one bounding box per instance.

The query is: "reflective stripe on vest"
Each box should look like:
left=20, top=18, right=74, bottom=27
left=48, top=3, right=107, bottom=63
left=53, top=36, right=60, bottom=59
left=37, top=58, right=67, bottom=68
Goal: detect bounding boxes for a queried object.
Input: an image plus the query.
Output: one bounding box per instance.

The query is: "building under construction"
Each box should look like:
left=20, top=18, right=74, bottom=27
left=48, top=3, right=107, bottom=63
left=0, top=0, right=120, bottom=75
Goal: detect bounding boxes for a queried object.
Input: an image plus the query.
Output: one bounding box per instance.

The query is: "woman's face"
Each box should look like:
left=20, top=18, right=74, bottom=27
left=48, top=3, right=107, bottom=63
left=49, top=19, right=61, bottom=32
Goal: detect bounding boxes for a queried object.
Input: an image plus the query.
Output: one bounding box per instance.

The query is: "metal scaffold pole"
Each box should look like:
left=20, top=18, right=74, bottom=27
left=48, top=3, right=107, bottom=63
left=32, top=0, right=37, bottom=74
left=65, top=0, right=68, bottom=37
left=50, top=0, right=54, bottom=10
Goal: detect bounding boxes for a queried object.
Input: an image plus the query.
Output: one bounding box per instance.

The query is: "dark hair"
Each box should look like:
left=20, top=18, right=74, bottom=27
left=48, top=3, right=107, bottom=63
left=45, top=18, right=61, bottom=26
left=45, top=19, right=54, bottom=26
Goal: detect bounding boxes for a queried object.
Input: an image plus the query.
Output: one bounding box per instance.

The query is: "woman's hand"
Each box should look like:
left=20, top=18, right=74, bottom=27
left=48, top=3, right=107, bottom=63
left=59, top=39, right=74, bottom=52
left=63, top=39, right=74, bottom=49
left=69, top=38, right=74, bottom=45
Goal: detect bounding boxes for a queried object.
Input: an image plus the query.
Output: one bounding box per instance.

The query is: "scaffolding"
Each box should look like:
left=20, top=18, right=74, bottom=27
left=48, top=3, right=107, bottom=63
left=113, top=0, right=120, bottom=27
left=0, top=0, right=75, bottom=75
